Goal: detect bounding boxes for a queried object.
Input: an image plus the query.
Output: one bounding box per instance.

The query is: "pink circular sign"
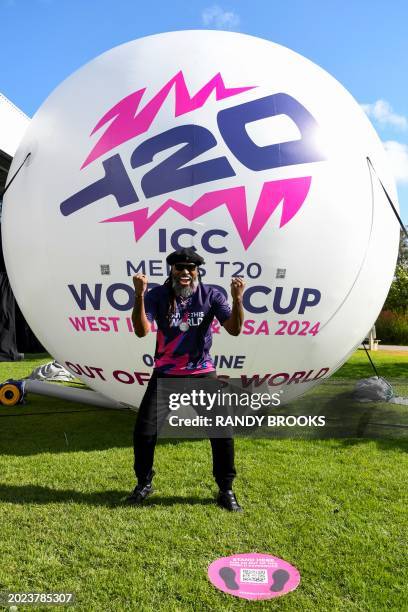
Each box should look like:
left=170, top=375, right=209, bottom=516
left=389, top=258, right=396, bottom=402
left=208, top=552, right=300, bottom=600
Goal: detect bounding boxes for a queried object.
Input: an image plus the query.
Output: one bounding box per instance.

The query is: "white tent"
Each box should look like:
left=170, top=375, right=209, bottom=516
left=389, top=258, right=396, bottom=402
left=0, top=92, right=29, bottom=157
left=0, top=94, right=33, bottom=361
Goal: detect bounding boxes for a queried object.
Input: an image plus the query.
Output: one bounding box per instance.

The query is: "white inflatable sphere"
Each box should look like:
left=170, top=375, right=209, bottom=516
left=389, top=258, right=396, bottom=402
left=2, top=31, right=399, bottom=407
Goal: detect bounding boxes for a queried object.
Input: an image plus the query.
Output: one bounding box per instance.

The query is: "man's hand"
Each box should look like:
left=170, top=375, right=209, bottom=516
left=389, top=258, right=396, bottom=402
left=132, top=274, right=150, bottom=337
left=133, top=273, right=148, bottom=297
left=230, top=276, right=245, bottom=301
left=223, top=277, right=245, bottom=336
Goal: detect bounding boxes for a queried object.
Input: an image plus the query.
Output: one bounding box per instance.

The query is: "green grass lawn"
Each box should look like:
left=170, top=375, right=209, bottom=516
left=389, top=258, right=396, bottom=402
left=334, top=348, right=408, bottom=380
left=0, top=352, right=407, bottom=611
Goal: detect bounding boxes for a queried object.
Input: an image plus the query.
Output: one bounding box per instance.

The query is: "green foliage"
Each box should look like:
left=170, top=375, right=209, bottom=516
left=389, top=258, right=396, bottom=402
left=383, top=228, right=408, bottom=314
left=396, top=226, right=408, bottom=268
left=376, top=310, right=408, bottom=345
left=383, top=265, right=408, bottom=314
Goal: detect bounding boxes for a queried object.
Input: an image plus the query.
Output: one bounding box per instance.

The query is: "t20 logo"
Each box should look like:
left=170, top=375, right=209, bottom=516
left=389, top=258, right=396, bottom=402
left=60, top=73, right=325, bottom=248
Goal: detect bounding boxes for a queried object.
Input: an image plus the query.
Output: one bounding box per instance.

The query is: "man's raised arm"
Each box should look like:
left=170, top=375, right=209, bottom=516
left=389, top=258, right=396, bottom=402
left=132, top=273, right=151, bottom=337
left=222, top=277, right=245, bottom=336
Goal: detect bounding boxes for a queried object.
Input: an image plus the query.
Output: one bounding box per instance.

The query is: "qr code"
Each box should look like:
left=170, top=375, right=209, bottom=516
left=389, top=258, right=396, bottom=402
left=240, top=569, right=268, bottom=584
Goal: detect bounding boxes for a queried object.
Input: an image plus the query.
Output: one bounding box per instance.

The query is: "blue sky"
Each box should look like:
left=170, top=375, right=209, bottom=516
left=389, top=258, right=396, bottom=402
left=1, top=0, right=407, bottom=224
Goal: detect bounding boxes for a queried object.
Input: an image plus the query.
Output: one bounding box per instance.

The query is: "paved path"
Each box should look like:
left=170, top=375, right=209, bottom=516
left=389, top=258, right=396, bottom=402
left=377, top=344, right=408, bottom=352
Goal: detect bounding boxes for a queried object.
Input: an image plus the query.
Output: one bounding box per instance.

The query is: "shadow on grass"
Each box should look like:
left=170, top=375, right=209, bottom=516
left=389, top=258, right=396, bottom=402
left=334, top=437, right=408, bottom=452
left=0, top=381, right=407, bottom=456
left=0, top=484, right=215, bottom=507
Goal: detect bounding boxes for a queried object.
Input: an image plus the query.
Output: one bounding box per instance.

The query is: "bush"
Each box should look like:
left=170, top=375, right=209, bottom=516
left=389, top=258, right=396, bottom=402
left=375, top=310, right=408, bottom=345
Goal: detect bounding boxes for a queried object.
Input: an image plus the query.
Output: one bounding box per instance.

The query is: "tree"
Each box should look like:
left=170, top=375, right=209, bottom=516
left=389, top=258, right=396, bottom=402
left=383, top=227, right=408, bottom=313
left=396, top=226, right=408, bottom=268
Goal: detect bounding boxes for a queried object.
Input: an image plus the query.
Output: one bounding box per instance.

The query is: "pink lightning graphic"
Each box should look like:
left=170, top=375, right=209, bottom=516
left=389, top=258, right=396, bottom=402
left=81, top=71, right=255, bottom=168
left=154, top=331, right=206, bottom=374
left=101, top=177, right=312, bottom=250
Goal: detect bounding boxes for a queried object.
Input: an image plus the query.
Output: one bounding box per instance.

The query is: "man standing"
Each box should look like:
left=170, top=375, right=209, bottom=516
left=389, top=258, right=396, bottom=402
left=126, top=247, right=245, bottom=511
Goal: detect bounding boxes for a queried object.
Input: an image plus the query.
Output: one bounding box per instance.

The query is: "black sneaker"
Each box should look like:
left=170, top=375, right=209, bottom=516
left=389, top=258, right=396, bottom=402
left=124, top=481, right=154, bottom=505
left=216, top=490, right=243, bottom=512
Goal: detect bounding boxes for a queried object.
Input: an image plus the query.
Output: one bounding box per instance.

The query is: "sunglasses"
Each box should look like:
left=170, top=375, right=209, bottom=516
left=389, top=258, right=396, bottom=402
left=174, top=263, right=197, bottom=272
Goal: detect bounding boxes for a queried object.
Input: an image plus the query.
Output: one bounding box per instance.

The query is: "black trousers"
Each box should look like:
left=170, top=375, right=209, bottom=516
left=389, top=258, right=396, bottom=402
left=133, top=370, right=237, bottom=491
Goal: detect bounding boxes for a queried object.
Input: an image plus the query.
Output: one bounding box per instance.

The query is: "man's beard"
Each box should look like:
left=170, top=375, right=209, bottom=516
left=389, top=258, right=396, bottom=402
left=172, top=276, right=198, bottom=298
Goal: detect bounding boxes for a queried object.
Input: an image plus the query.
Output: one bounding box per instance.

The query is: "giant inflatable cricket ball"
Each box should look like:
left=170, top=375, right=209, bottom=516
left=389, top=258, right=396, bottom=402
left=2, top=31, right=399, bottom=407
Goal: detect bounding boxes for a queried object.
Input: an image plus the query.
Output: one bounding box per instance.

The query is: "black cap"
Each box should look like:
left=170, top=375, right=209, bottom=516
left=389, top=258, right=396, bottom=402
left=166, top=247, right=205, bottom=266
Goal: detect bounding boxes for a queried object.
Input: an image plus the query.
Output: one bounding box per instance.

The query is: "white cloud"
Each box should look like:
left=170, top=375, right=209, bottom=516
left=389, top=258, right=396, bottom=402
left=362, top=100, right=407, bottom=131
left=202, top=5, right=240, bottom=30
left=383, top=140, right=408, bottom=184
